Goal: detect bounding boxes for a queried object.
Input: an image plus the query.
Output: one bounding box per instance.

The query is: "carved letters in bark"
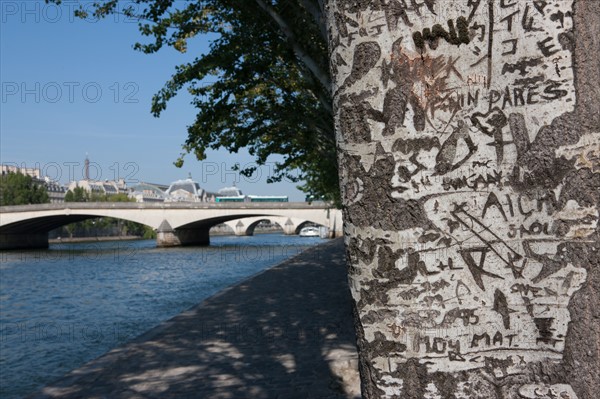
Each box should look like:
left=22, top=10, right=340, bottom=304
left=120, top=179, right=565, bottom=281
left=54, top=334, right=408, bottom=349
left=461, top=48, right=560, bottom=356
left=329, top=0, right=597, bottom=397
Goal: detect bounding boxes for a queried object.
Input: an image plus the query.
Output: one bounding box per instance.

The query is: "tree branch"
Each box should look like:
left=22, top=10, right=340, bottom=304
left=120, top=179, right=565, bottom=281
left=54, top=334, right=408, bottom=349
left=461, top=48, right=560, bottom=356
left=298, top=0, right=328, bottom=43
left=253, top=0, right=332, bottom=95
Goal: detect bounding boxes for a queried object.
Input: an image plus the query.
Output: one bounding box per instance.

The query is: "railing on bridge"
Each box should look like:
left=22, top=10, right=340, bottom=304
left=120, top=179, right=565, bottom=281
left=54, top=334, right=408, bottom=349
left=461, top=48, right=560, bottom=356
left=0, top=201, right=336, bottom=212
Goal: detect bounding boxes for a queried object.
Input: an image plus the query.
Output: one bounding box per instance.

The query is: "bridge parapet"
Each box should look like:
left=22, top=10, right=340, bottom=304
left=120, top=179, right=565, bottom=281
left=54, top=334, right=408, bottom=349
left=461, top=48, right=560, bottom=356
left=0, top=202, right=342, bottom=250
left=0, top=202, right=335, bottom=212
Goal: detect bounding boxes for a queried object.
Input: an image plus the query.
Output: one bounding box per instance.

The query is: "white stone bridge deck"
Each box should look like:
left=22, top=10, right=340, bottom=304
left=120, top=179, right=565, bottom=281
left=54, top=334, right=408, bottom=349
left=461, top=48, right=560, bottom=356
left=0, top=202, right=342, bottom=250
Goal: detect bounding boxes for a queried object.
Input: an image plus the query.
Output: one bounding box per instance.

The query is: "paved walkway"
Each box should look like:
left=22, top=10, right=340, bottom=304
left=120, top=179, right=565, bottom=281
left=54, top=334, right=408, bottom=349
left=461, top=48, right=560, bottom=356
left=29, top=238, right=360, bottom=399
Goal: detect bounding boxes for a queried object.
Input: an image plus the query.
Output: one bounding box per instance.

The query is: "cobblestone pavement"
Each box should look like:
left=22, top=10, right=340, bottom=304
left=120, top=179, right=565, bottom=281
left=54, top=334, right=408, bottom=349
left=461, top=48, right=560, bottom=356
left=29, top=238, right=361, bottom=399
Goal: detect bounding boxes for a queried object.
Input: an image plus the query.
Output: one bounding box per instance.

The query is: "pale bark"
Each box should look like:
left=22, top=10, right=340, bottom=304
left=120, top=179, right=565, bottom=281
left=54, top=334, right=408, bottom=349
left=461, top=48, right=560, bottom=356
left=326, top=0, right=599, bottom=397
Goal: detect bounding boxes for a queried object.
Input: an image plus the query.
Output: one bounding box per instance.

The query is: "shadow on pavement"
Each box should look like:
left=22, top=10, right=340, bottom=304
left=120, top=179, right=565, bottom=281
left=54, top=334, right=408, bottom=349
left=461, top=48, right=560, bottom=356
left=29, top=238, right=360, bottom=399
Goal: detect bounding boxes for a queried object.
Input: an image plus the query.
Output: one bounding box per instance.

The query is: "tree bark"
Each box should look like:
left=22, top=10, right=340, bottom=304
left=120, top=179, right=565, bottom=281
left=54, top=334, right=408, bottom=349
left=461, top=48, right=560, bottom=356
left=325, top=0, right=599, bottom=397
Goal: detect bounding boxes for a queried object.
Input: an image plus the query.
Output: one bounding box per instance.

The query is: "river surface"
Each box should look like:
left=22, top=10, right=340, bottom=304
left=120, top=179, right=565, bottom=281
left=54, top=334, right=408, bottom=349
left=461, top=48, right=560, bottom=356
left=0, top=234, right=325, bottom=398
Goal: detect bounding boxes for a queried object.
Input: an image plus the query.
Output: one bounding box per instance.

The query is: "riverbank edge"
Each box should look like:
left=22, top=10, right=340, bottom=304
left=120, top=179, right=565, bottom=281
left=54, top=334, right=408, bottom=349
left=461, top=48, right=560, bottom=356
left=27, top=237, right=360, bottom=398
left=126, top=238, right=342, bottom=345
left=48, top=235, right=143, bottom=243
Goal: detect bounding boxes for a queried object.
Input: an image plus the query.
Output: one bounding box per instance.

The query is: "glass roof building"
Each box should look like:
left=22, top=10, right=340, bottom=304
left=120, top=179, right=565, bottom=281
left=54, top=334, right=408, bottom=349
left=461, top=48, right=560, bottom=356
left=165, top=178, right=216, bottom=203
left=129, top=182, right=167, bottom=203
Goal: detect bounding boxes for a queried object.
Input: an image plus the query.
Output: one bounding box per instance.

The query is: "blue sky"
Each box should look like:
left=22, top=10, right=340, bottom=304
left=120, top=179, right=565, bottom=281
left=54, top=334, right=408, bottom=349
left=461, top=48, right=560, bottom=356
left=0, top=0, right=306, bottom=200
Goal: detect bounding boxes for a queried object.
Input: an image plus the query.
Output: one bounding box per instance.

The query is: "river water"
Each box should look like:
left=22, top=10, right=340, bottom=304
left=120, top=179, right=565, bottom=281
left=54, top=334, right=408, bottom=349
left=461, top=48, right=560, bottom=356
left=0, top=234, right=325, bottom=398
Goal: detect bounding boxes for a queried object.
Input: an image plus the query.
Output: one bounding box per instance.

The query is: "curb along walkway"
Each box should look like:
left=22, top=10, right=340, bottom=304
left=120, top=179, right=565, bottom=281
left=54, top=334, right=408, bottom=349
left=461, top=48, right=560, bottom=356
left=29, top=238, right=360, bottom=399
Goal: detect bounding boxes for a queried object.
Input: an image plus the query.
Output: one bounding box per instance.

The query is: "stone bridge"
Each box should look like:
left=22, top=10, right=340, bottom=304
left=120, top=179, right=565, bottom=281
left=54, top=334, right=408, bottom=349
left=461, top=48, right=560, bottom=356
left=0, top=202, right=342, bottom=250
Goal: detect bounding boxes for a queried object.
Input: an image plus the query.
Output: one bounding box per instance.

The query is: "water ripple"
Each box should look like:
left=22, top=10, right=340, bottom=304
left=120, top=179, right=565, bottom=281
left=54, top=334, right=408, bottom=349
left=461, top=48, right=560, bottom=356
left=0, top=234, right=323, bottom=398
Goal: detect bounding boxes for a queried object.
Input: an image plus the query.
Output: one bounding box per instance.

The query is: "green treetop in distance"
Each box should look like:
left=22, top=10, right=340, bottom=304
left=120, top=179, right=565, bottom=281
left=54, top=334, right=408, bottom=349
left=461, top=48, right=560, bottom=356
left=64, top=186, right=134, bottom=203
left=64, top=186, right=88, bottom=202
left=0, top=172, right=50, bottom=206
left=50, top=0, right=339, bottom=206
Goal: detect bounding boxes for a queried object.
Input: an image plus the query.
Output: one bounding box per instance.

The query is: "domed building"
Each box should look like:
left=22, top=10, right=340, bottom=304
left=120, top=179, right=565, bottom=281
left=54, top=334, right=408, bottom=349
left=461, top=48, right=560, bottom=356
left=128, top=182, right=168, bottom=203
left=165, top=175, right=216, bottom=203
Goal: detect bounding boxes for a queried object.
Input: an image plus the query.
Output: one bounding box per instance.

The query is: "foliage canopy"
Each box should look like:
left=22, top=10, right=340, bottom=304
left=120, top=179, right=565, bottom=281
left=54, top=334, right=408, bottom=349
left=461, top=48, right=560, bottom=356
left=51, top=0, right=338, bottom=204
left=0, top=172, right=50, bottom=206
left=64, top=186, right=133, bottom=203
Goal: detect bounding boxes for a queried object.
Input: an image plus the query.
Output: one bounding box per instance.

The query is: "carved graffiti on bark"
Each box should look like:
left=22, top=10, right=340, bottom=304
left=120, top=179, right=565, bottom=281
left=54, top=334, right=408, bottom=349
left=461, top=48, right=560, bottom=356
left=329, top=0, right=593, bottom=397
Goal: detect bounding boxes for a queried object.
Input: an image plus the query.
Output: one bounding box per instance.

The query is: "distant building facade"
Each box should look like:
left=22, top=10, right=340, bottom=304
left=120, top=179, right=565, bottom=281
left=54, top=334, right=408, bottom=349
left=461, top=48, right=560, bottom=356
left=66, top=179, right=127, bottom=197
left=128, top=182, right=168, bottom=203
left=1, top=160, right=290, bottom=205
left=128, top=177, right=218, bottom=203
left=1, top=164, right=66, bottom=203
left=44, top=177, right=67, bottom=203
left=64, top=156, right=128, bottom=199
left=1, top=164, right=42, bottom=179
left=164, top=177, right=217, bottom=203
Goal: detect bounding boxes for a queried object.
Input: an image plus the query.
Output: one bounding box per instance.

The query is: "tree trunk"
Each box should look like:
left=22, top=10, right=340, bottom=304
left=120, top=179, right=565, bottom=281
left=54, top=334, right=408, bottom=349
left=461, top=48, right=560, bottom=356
left=325, top=0, right=599, bottom=397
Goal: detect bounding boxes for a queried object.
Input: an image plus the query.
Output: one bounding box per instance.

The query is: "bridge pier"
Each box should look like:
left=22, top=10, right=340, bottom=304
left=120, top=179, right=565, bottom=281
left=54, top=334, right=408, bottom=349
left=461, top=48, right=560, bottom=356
left=283, top=218, right=297, bottom=235
left=156, top=220, right=210, bottom=247
left=233, top=220, right=252, bottom=236
left=156, top=229, right=210, bottom=247
left=0, top=232, right=49, bottom=250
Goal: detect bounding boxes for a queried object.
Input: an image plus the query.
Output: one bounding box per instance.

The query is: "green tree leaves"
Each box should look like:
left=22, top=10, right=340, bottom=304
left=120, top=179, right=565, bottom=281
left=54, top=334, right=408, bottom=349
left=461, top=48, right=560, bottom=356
left=62, top=186, right=151, bottom=238
left=0, top=172, right=50, bottom=206
left=50, top=0, right=339, bottom=205
left=64, top=186, right=87, bottom=202
left=64, top=186, right=134, bottom=203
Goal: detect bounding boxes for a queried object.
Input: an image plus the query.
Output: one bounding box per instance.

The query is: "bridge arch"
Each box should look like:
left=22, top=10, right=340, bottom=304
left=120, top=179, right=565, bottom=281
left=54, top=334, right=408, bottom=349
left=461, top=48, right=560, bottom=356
left=0, top=203, right=343, bottom=250
left=0, top=212, right=158, bottom=250
left=222, top=216, right=303, bottom=236
left=0, top=214, right=157, bottom=235
left=246, top=218, right=287, bottom=234
left=294, top=220, right=322, bottom=235
left=235, top=218, right=284, bottom=236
